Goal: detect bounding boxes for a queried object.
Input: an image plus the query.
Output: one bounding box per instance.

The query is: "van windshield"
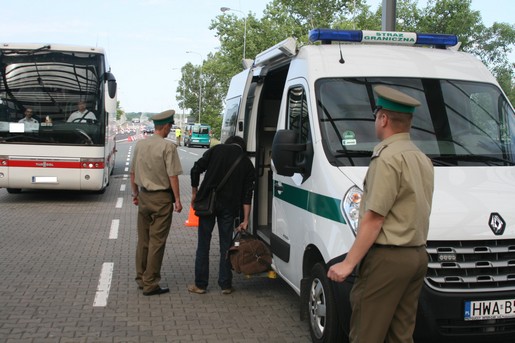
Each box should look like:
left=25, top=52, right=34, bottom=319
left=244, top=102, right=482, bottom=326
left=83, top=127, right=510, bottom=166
left=316, top=77, right=515, bottom=166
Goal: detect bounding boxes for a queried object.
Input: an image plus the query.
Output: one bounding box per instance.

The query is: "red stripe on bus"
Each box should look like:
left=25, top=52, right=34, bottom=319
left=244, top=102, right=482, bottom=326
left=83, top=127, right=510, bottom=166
left=1, top=160, right=104, bottom=169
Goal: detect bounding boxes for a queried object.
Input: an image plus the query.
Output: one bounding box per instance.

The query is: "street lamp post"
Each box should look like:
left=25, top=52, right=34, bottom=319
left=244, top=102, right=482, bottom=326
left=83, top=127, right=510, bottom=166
left=172, top=68, right=183, bottom=127
left=173, top=78, right=184, bottom=129
left=186, top=51, right=203, bottom=124
left=220, top=7, right=247, bottom=60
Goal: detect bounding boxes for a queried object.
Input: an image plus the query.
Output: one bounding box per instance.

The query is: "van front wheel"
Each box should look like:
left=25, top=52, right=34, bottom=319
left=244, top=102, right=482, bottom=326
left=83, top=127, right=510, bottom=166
left=307, top=263, right=345, bottom=343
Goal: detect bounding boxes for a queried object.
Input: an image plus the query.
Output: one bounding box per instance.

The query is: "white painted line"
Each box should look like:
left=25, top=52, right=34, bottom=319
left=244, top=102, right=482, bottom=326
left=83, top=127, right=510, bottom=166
left=93, top=262, right=114, bottom=307
left=115, top=197, right=123, bottom=208
left=124, top=167, right=129, bottom=172
left=125, top=162, right=129, bottom=166
left=109, top=219, right=120, bottom=239
left=120, top=184, right=126, bottom=192
left=126, top=158, right=130, bottom=161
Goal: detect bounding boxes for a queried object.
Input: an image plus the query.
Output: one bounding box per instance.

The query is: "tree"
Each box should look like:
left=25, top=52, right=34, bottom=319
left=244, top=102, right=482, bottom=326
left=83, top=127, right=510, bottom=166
left=175, top=54, right=227, bottom=138
left=116, top=101, right=124, bottom=121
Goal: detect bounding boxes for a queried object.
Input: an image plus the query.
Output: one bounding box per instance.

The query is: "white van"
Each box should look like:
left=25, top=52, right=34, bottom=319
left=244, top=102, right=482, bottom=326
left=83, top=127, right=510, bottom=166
left=221, top=29, right=515, bottom=343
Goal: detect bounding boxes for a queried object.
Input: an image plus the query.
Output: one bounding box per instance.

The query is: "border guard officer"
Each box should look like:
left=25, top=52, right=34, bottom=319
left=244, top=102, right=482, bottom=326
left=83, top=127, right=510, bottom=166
left=328, top=86, right=434, bottom=343
left=130, top=110, right=183, bottom=296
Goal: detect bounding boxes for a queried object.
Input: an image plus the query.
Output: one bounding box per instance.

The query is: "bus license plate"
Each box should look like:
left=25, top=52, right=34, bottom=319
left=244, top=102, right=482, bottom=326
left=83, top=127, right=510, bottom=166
left=32, top=176, right=58, bottom=183
left=464, top=299, right=515, bottom=320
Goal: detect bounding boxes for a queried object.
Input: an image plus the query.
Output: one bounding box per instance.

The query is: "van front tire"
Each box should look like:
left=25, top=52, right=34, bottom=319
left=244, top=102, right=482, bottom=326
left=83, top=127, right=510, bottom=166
left=6, top=188, right=21, bottom=194
left=307, top=263, right=346, bottom=343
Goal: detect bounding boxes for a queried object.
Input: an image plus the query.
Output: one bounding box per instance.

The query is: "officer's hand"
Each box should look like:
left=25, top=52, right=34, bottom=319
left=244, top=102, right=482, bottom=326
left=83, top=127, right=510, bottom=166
left=174, top=201, right=182, bottom=213
left=327, top=261, right=353, bottom=283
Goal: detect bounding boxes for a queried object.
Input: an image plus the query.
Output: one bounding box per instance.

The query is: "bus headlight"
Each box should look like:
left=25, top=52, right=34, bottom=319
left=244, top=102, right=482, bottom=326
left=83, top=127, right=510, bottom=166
left=342, top=186, right=362, bottom=235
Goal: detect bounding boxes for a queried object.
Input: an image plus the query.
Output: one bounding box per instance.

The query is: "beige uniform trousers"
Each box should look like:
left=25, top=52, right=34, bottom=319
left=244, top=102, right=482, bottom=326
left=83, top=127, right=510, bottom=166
left=350, top=245, right=428, bottom=343
left=135, top=190, right=174, bottom=293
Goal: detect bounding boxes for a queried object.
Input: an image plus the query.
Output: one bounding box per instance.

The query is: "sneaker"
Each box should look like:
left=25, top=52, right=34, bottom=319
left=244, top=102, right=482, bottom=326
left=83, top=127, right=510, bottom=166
left=221, top=288, right=233, bottom=295
left=187, top=284, right=206, bottom=294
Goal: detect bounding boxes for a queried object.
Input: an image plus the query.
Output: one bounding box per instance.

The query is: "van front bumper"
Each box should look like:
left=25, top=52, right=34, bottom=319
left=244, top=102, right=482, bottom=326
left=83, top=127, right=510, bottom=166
left=414, top=285, right=515, bottom=343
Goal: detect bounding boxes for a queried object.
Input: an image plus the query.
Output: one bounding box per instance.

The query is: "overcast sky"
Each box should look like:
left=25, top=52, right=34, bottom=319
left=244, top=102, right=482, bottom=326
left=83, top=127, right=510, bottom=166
left=1, top=0, right=513, bottom=113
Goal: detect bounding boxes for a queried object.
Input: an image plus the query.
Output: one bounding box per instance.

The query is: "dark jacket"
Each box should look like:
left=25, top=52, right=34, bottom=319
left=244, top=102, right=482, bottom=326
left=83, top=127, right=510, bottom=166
left=191, top=143, right=255, bottom=214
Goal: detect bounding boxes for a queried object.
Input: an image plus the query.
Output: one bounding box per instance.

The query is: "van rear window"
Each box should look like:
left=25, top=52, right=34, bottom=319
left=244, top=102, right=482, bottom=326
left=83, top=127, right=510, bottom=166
left=192, top=126, right=210, bottom=134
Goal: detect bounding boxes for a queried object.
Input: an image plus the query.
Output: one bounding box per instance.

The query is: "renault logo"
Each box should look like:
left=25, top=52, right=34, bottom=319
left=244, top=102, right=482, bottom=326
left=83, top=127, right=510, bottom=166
left=489, top=212, right=506, bottom=236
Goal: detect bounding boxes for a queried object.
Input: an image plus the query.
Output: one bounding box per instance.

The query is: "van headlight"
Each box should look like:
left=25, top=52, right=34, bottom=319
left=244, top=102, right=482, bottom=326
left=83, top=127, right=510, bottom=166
left=342, top=186, right=362, bottom=235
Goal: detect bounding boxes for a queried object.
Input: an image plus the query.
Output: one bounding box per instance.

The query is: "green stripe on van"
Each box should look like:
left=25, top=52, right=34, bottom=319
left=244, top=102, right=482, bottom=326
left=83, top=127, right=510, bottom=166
left=274, top=183, right=347, bottom=224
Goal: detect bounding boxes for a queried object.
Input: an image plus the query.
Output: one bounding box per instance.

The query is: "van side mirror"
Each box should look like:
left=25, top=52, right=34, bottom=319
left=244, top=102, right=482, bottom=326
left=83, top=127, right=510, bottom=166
left=272, top=130, right=306, bottom=176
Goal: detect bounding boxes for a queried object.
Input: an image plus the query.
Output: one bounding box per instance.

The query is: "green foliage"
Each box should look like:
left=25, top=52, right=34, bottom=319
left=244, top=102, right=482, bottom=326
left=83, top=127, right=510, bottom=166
left=116, top=101, right=124, bottom=121
left=171, top=0, right=514, bottom=136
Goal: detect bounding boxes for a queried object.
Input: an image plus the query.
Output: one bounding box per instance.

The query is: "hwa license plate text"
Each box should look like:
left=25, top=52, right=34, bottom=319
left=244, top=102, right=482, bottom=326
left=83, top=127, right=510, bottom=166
left=464, top=299, right=515, bottom=320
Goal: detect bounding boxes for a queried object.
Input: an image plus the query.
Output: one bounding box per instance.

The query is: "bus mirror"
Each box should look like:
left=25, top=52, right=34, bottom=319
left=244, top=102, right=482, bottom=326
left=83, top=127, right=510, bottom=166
left=272, top=129, right=306, bottom=176
left=105, top=72, right=117, bottom=99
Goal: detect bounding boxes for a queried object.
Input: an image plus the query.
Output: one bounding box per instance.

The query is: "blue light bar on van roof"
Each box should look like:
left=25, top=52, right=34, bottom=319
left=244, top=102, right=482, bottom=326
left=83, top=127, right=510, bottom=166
left=308, top=29, right=458, bottom=47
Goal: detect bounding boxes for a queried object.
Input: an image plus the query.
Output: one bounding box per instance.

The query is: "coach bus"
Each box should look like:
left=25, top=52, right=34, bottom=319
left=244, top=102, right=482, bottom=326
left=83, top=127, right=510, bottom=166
left=0, top=43, right=117, bottom=193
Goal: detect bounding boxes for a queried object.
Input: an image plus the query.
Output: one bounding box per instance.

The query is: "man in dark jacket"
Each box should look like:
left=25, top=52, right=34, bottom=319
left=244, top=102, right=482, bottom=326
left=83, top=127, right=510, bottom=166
left=188, top=136, right=255, bottom=295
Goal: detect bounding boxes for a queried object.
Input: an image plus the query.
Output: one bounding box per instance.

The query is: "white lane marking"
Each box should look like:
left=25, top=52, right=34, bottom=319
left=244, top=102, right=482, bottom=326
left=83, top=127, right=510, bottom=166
left=120, top=184, right=126, bottom=192
left=124, top=167, right=129, bottom=172
left=109, top=219, right=120, bottom=239
left=93, top=262, right=114, bottom=307
left=115, top=197, right=123, bottom=208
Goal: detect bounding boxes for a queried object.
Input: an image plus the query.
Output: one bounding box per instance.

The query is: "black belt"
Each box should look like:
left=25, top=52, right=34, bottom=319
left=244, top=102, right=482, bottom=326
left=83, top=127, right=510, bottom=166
left=372, top=244, right=425, bottom=249
left=140, top=187, right=171, bottom=193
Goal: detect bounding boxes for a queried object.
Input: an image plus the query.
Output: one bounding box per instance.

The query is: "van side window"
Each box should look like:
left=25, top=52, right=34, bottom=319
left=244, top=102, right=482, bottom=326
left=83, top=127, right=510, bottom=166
left=222, top=97, right=239, bottom=139
left=287, top=86, right=310, bottom=145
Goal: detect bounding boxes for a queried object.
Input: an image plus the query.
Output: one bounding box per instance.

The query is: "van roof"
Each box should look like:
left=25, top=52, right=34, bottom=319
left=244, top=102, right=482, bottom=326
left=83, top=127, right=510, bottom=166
left=290, top=44, right=496, bottom=85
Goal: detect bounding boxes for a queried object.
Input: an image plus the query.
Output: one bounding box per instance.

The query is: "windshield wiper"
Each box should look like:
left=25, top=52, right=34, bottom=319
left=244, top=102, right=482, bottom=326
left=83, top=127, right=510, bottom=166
left=334, top=150, right=373, bottom=158
left=431, top=154, right=515, bottom=166
left=0, top=135, right=54, bottom=144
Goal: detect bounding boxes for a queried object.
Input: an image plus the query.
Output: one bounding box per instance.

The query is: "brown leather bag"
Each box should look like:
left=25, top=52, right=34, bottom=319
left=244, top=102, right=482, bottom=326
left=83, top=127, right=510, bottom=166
left=228, top=231, right=272, bottom=275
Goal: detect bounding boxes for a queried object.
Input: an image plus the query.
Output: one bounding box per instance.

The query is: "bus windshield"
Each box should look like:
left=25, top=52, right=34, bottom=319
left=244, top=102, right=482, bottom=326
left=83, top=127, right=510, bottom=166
left=0, top=46, right=106, bottom=145
left=316, top=77, right=515, bottom=166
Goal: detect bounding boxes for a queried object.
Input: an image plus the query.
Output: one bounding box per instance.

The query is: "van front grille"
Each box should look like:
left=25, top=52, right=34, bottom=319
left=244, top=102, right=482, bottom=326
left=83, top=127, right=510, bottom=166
left=425, top=239, right=515, bottom=292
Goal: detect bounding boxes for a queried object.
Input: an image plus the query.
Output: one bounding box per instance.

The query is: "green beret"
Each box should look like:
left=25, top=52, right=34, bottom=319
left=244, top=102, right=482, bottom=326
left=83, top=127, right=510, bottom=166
left=375, top=86, right=421, bottom=114
left=152, top=110, right=175, bottom=125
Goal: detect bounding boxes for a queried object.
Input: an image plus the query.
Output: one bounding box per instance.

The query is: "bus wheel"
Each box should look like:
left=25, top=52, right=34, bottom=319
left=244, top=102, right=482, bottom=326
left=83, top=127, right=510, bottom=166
left=6, top=188, right=21, bottom=194
left=307, top=263, right=345, bottom=343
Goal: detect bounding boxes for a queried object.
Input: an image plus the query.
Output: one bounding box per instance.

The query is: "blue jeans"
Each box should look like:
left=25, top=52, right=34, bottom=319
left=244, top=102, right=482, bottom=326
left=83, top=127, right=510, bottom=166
left=194, top=206, right=234, bottom=290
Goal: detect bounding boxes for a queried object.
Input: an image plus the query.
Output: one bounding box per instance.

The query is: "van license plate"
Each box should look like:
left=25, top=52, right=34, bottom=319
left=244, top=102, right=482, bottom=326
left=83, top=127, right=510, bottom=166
left=464, top=299, right=515, bottom=320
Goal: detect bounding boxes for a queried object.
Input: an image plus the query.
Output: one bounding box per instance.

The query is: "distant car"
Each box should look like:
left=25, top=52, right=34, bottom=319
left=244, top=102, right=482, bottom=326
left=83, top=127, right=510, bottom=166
left=184, top=123, right=211, bottom=148
left=142, top=125, right=154, bottom=134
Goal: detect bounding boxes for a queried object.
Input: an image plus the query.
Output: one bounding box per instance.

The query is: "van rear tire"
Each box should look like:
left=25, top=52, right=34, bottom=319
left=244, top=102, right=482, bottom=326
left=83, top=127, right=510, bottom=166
left=307, top=263, right=346, bottom=343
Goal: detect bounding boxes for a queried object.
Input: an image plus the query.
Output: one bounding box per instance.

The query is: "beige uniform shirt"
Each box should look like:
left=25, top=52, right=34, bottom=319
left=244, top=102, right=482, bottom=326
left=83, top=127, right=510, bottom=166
left=130, top=134, right=183, bottom=190
left=360, top=133, right=434, bottom=246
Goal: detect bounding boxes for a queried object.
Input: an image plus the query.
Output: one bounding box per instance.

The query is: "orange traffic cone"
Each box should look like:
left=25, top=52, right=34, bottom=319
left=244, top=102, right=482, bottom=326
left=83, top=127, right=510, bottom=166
left=185, top=205, right=199, bottom=227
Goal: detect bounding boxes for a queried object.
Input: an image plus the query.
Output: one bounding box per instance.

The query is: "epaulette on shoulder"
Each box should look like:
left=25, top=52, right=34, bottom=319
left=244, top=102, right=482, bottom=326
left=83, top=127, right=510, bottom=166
left=371, top=144, right=388, bottom=159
